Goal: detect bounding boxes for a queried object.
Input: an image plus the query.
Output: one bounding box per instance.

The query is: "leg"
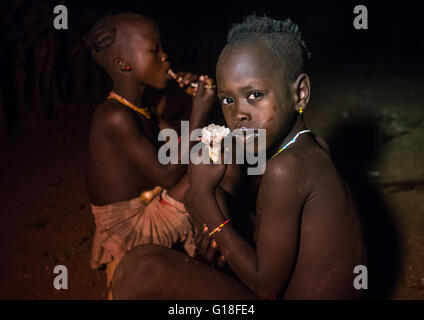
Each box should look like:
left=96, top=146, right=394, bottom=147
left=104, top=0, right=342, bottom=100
left=106, top=257, right=120, bottom=300
left=112, top=244, right=257, bottom=300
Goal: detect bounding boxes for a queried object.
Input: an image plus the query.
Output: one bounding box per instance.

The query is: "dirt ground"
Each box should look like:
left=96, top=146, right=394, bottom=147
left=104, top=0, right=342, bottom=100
left=0, top=60, right=423, bottom=299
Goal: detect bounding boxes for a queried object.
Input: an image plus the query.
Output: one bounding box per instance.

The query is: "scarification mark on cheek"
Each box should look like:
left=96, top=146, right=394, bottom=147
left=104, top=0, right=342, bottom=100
left=264, top=105, right=278, bottom=125
left=262, top=113, right=276, bottom=132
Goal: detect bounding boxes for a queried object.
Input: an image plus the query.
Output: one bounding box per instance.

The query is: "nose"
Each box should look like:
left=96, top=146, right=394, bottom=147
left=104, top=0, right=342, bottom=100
left=233, top=103, right=251, bottom=124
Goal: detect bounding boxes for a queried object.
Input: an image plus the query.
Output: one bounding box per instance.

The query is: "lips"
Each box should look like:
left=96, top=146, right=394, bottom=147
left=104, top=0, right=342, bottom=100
left=233, top=127, right=259, bottom=144
left=234, top=127, right=259, bottom=136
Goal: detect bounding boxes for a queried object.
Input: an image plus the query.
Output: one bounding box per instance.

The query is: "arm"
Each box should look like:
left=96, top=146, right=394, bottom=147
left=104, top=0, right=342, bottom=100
left=187, top=156, right=306, bottom=299
left=185, top=185, right=230, bottom=266
left=184, top=167, right=235, bottom=266
left=103, top=105, right=186, bottom=189
left=103, top=77, right=216, bottom=189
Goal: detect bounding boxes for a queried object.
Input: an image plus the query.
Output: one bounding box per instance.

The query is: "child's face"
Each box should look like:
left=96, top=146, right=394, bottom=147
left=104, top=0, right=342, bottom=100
left=121, top=20, right=170, bottom=89
left=216, top=43, right=297, bottom=150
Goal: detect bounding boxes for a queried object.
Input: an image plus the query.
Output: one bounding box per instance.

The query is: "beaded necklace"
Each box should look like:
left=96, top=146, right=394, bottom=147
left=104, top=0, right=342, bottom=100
left=107, top=91, right=151, bottom=119
left=271, top=130, right=311, bottom=159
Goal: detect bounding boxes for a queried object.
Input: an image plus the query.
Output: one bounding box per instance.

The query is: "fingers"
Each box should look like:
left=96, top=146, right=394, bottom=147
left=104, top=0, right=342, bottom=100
left=194, top=224, right=208, bottom=247
left=176, top=72, right=197, bottom=88
left=194, top=75, right=216, bottom=96
left=184, top=73, right=198, bottom=86
left=194, top=224, right=218, bottom=263
left=174, top=72, right=215, bottom=97
left=205, top=239, right=219, bottom=262
left=204, top=76, right=215, bottom=89
left=194, top=224, right=209, bottom=259
left=199, top=233, right=212, bottom=259
left=193, top=75, right=206, bottom=97
left=216, top=254, right=226, bottom=268
left=175, top=72, right=183, bottom=83
left=193, top=225, right=225, bottom=267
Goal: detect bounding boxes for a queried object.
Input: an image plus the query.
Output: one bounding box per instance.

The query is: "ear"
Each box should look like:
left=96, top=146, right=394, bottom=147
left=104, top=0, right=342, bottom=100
left=291, top=73, right=311, bottom=112
left=114, top=57, right=132, bottom=72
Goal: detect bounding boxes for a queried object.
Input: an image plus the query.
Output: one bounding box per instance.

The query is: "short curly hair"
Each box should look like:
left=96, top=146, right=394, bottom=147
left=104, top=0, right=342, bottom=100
left=226, top=14, right=311, bottom=83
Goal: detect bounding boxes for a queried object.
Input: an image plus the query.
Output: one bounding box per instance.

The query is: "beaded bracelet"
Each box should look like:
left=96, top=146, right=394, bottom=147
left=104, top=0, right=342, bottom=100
left=209, top=220, right=230, bottom=237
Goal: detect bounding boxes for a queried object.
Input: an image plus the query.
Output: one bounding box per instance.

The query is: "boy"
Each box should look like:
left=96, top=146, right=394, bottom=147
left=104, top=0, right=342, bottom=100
left=85, top=13, right=216, bottom=293
left=112, top=15, right=366, bottom=299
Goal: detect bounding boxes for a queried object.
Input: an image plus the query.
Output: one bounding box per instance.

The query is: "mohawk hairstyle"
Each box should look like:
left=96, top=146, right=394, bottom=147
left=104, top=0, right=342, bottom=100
left=227, top=14, right=311, bottom=83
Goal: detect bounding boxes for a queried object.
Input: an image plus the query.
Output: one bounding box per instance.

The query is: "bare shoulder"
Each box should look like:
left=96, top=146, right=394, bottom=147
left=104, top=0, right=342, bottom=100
left=259, top=151, right=308, bottom=205
left=254, top=150, right=309, bottom=226
left=263, top=151, right=303, bottom=185
left=260, top=136, right=334, bottom=200
left=91, top=100, right=144, bottom=140
left=93, top=100, right=138, bottom=128
left=289, top=135, right=349, bottom=203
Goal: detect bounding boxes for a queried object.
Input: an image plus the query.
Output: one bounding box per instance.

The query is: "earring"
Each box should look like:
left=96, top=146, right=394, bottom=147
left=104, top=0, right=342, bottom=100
left=298, top=105, right=303, bottom=114
left=118, top=59, right=131, bottom=71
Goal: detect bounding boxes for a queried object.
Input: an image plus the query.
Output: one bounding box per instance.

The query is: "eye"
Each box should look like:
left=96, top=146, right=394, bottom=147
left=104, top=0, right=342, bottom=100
left=221, top=97, right=234, bottom=105
left=247, top=91, right=263, bottom=100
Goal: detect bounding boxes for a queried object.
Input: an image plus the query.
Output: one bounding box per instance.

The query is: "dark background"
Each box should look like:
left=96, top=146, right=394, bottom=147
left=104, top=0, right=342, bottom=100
left=0, top=0, right=423, bottom=299
left=72, top=0, right=424, bottom=74
left=2, top=0, right=423, bottom=131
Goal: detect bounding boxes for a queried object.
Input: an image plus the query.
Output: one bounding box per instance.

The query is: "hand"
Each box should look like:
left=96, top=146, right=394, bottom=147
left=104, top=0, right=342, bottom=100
left=187, top=160, right=227, bottom=193
left=174, top=71, right=199, bottom=96
left=184, top=187, right=227, bottom=269
left=193, top=223, right=226, bottom=268
left=190, top=75, right=216, bottom=125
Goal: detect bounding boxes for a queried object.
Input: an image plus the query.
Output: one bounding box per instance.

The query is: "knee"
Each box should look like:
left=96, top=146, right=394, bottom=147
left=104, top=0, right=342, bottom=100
left=112, top=245, right=171, bottom=299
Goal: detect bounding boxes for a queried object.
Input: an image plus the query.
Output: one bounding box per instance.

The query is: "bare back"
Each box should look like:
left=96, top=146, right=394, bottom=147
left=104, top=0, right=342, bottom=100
left=255, top=134, right=366, bottom=299
left=86, top=100, right=159, bottom=205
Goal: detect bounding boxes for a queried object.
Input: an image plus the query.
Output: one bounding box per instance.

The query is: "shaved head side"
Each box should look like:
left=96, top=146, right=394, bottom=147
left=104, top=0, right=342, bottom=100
left=225, top=14, right=311, bottom=84
left=85, top=13, right=154, bottom=73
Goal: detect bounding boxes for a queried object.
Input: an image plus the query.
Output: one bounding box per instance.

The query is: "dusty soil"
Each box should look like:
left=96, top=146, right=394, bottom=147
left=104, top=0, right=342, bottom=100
left=0, top=107, right=107, bottom=299
left=0, top=60, right=423, bottom=299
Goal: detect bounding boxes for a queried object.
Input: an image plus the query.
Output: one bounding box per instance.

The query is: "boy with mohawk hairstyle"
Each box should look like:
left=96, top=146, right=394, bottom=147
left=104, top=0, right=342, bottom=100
left=112, top=15, right=366, bottom=300
left=84, top=13, right=216, bottom=296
